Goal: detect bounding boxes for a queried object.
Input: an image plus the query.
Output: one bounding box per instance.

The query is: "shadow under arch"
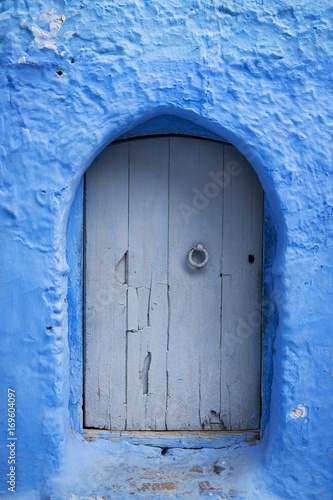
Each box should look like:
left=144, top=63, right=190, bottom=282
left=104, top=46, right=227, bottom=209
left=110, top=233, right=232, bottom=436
left=66, top=111, right=278, bottom=444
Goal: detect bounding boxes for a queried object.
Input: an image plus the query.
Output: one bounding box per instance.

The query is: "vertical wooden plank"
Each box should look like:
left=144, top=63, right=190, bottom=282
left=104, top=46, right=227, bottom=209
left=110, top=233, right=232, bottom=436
left=167, top=137, right=224, bottom=430
left=221, top=144, right=263, bottom=430
left=126, top=137, right=169, bottom=430
left=84, top=141, right=129, bottom=430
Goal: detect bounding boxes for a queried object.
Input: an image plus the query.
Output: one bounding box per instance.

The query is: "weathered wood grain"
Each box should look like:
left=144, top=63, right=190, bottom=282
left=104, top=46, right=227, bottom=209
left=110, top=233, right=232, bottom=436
left=84, top=141, right=129, bottom=429
left=126, top=138, right=169, bottom=430
left=220, top=144, right=263, bottom=430
left=167, top=137, right=224, bottom=430
left=84, top=136, right=263, bottom=431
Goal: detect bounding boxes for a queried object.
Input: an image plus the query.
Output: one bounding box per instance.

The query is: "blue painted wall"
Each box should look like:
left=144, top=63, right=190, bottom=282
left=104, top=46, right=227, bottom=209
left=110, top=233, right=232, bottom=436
left=0, top=1, right=332, bottom=498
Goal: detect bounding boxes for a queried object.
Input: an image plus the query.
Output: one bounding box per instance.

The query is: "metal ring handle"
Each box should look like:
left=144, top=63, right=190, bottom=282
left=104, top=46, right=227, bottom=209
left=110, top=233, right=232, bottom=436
left=188, top=244, right=209, bottom=268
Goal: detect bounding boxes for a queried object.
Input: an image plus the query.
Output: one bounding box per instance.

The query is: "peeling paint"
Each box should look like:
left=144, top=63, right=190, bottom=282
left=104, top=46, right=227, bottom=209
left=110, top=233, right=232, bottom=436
left=290, top=404, right=308, bottom=419
left=64, top=30, right=76, bottom=41
left=140, top=352, right=152, bottom=395
left=29, top=9, right=66, bottom=54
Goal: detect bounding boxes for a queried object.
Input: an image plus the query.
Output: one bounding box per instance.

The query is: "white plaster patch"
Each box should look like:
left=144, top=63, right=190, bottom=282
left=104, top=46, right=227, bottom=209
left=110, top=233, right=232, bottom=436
left=290, top=404, right=307, bottom=419
left=64, top=30, right=76, bottom=40
left=29, top=9, right=66, bottom=54
left=18, top=55, right=35, bottom=65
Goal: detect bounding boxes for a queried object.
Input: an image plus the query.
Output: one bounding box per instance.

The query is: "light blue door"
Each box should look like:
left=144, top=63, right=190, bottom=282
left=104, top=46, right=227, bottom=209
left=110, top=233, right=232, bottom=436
left=84, top=136, right=263, bottom=431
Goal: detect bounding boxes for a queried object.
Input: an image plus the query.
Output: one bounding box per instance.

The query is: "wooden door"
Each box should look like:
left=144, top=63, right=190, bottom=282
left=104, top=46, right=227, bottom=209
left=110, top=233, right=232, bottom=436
left=84, top=136, right=263, bottom=431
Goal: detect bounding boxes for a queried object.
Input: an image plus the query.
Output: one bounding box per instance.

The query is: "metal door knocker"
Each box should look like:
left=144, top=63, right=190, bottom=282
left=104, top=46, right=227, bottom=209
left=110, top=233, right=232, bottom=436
left=188, top=244, right=209, bottom=268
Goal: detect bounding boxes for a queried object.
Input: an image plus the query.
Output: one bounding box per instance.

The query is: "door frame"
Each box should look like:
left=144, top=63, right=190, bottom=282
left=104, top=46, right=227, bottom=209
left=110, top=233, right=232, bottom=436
left=66, top=124, right=277, bottom=449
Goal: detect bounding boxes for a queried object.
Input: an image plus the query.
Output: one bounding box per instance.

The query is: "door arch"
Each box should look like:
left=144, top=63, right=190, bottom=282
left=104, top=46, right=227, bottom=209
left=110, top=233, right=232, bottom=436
left=84, top=135, right=263, bottom=431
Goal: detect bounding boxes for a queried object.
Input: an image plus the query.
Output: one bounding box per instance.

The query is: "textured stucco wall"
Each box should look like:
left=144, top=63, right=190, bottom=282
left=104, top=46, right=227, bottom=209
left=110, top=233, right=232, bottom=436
left=0, top=1, right=332, bottom=499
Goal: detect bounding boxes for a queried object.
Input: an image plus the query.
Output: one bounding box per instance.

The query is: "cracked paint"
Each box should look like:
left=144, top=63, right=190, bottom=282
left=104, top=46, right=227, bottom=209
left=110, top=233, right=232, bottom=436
left=140, top=351, right=152, bottom=395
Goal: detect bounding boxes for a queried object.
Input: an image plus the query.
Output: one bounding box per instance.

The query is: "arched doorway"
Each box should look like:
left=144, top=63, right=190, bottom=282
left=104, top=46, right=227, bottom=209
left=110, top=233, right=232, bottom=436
left=83, top=135, right=263, bottom=432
